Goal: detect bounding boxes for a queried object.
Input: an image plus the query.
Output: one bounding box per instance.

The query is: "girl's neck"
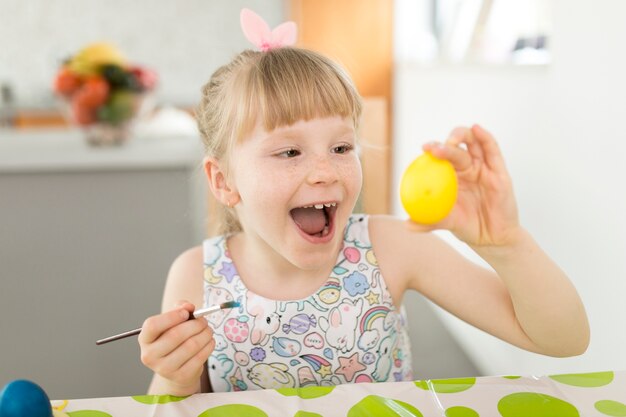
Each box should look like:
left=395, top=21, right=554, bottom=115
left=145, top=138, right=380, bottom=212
left=227, top=232, right=342, bottom=301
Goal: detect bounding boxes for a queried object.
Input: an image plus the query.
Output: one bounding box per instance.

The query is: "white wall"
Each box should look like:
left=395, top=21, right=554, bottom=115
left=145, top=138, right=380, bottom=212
left=0, top=0, right=283, bottom=107
left=393, top=0, right=626, bottom=375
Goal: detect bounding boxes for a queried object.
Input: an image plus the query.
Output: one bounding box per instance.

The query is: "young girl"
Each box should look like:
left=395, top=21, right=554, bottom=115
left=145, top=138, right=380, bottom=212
left=138, top=12, right=589, bottom=396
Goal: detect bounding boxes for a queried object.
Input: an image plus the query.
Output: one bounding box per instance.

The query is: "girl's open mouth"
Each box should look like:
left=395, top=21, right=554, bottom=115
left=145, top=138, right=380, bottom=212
left=289, top=202, right=337, bottom=241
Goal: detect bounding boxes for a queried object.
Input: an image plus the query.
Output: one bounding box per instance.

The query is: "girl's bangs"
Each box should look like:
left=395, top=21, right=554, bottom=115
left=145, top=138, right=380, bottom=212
left=232, top=48, right=362, bottom=141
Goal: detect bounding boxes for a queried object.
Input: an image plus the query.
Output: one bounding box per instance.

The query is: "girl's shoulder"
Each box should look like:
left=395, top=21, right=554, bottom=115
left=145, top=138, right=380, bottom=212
left=367, top=214, right=448, bottom=296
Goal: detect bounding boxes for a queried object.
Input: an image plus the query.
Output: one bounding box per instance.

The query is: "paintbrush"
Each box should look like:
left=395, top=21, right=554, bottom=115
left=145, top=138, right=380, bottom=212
left=95, top=301, right=240, bottom=345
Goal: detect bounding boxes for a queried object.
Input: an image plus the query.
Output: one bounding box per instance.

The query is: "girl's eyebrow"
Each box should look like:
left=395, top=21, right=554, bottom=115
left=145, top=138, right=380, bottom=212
left=265, top=124, right=355, bottom=141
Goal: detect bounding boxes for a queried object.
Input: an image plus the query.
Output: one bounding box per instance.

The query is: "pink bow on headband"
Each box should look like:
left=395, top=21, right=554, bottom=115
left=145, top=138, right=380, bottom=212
left=240, top=8, right=297, bottom=52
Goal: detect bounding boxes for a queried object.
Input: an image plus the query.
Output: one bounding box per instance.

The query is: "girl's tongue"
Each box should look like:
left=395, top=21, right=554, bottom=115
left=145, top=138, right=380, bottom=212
left=290, top=207, right=327, bottom=235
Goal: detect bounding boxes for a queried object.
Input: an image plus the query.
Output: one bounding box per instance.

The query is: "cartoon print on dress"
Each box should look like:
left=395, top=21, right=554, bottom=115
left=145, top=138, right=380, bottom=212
left=320, top=375, right=342, bottom=386
left=204, top=238, right=222, bottom=265
left=232, top=344, right=250, bottom=366
left=372, top=335, right=397, bottom=382
left=393, top=347, right=405, bottom=368
left=335, top=352, right=367, bottom=382
left=383, top=312, right=397, bottom=330
left=279, top=298, right=328, bottom=313
left=283, top=313, right=317, bottom=335
left=333, top=246, right=361, bottom=275
left=246, top=290, right=281, bottom=346
left=218, top=261, right=238, bottom=284
left=364, top=290, right=380, bottom=305
left=317, top=276, right=341, bottom=304
left=300, top=354, right=333, bottom=378
left=209, top=353, right=235, bottom=392
left=250, top=346, right=266, bottom=362
left=357, top=329, right=380, bottom=351
left=229, top=367, right=248, bottom=391
left=213, top=334, right=228, bottom=351
left=271, top=336, right=302, bottom=357
left=204, top=265, right=223, bottom=284
left=224, top=316, right=250, bottom=343
left=393, top=345, right=413, bottom=382
left=233, top=279, right=247, bottom=294
left=357, top=306, right=391, bottom=351
left=303, top=332, right=324, bottom=349
left=248, top=363, right=296, bottom=389
left=365, top=249, right=378, bottom=266
left=297, top=366, right=319, bottom=387
left=362, top=352, right=376, bottom=365
left=343, top=271, right=370, bottom=297
left=323, top=348, right=333, bottom=360
left=344, top=215, right=370, bottom=249
left=355, top=374, right=373, bottom=383
left=367, top=267, right=380, bottom=290
left=381, top=285, right=394, bottom=307
left=318, top=298, right=364, bottom=353
left=205, top=287, right=235, bottom=327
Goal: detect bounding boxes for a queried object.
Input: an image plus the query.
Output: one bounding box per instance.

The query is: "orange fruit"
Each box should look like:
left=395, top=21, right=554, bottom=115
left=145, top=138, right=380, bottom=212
left=53, top=68, right=82, bottom=97
left=80, top=77, right=110, bottom=107
left=71, top=90, right=97, bottom=125
left=400, top=152, right=458, bottom=224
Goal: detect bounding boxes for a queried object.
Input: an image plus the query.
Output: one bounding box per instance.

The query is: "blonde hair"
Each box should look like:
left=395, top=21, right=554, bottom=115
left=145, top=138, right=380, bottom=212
left=196, top=47, right=363, bottom=235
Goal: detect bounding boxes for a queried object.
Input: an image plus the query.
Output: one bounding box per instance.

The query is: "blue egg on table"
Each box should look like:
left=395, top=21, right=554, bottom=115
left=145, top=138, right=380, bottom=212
left=0, top=379, right=52, bottom=417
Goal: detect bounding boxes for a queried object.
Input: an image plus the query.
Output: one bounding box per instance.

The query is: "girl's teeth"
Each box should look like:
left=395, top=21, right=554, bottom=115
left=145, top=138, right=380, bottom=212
left=300, top=202, right=337, bottom=209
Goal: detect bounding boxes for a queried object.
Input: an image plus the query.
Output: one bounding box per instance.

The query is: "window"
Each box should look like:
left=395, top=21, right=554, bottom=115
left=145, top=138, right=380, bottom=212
left=395, top=0, right=551, bottom=65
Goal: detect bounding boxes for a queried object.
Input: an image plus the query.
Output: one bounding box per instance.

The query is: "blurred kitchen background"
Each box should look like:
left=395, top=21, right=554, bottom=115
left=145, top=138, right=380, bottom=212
left=1, top=0, right=625, bottom=400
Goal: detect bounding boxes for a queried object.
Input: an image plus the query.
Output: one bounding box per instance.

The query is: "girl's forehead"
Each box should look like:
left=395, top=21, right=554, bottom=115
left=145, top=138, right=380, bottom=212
left=247, top=116, right=355, bottom=142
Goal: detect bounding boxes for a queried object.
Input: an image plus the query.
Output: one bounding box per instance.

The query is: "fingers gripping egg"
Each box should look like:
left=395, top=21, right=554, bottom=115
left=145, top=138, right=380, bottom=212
left=400, top=152, right=458, bottom=224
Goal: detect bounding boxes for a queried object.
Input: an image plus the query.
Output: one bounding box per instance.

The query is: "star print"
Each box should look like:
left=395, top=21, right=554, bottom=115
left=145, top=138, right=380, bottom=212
left=335, top=352, right=366, bottom=382
left=317, top=364, right=333, bottom=379
left=218, top=261, right=238, bottom=283
left=365, top=291, right=379, bottom=305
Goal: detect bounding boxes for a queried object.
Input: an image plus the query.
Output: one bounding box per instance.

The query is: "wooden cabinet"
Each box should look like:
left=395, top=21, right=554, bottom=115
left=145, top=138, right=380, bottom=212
left=289, top=0, right=394, bottom=214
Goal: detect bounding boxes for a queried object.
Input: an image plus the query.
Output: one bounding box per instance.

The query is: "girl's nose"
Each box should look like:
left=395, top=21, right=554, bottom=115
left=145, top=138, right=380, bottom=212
left=306, top=155, right=339, bottom=185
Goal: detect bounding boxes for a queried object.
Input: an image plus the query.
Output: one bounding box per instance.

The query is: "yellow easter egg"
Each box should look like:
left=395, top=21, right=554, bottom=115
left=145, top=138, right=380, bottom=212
left=400, top=152, right=458, bottom=224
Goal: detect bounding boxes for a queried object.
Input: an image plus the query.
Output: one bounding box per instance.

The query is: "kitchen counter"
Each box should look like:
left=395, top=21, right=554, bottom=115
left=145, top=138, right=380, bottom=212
left=0, top=127, right=203, bottom=172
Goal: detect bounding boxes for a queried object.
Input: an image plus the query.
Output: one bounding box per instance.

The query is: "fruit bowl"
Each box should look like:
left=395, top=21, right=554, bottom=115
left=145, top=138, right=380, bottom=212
left=53, top=43, right=158, bottom=146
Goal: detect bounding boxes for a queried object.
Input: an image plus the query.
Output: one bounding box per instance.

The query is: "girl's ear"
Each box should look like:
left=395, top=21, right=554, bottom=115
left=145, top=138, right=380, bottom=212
left=203, top=156, right=240, bottom=207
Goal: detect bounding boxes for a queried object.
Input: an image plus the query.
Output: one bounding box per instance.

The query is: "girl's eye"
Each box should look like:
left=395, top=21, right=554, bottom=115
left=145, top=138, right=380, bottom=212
left=333, top=144, right=353, bottom=154
left=279, top=149, right=300, bottom=158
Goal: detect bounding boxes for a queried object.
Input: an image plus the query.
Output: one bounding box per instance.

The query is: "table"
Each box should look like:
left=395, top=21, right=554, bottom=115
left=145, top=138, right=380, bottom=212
left=52, top=370, right=626, bottom=416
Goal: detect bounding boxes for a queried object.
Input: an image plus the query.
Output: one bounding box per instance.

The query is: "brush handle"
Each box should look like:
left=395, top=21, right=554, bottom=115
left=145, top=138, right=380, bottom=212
left=95, top=303, right=230, bottom=346
left=95, top=327, right=144, bottom=345
left=95, top=310, right=193, bottom=346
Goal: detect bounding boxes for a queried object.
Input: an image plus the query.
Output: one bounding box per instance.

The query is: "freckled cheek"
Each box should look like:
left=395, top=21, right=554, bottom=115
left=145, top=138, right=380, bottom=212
left=338, top=160, right=363, bottom=193
left=237, top=165, right=294, bottom=210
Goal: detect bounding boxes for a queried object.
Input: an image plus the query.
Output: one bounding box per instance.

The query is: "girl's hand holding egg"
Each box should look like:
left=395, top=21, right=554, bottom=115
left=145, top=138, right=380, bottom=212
left=402, top=125, right=521, bottom=249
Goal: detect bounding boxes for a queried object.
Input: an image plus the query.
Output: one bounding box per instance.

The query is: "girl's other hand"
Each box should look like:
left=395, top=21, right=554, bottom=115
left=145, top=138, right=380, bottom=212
left=138, top=301, right=215, bottom=395
left=418, top=124, right=522, bottom=249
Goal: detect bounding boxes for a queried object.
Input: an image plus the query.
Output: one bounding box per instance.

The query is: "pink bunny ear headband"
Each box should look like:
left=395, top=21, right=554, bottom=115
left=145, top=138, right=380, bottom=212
left=240, top=8, right=297, bottom=51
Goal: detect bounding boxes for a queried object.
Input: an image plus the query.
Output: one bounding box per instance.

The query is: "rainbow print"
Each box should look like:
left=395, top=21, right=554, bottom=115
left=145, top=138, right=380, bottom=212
left=359, top=306, right=390, bottom=333
left=299, top=354, right=331, bottom=371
